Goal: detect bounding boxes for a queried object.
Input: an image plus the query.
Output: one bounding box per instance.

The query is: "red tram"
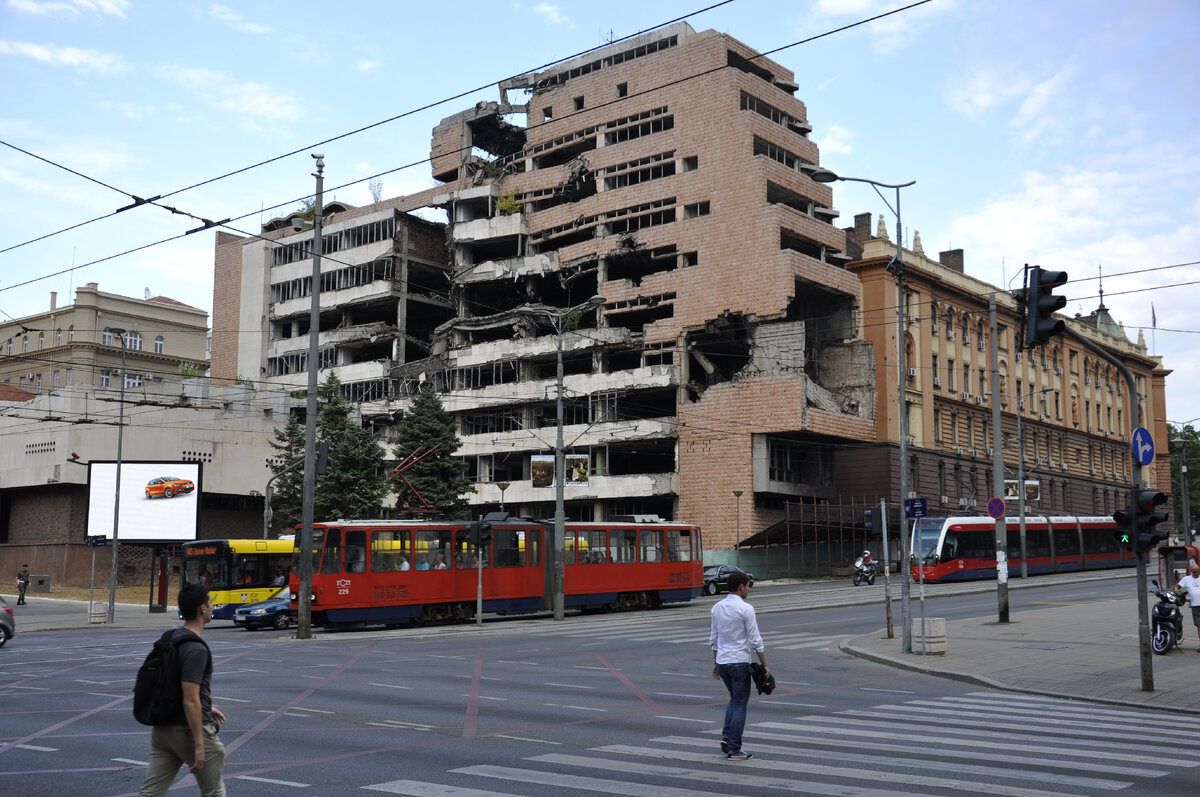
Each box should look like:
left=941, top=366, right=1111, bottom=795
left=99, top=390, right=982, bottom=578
left=289, top=516, right=702, bottom=627
left=910, top=515, right=1133, bottom=582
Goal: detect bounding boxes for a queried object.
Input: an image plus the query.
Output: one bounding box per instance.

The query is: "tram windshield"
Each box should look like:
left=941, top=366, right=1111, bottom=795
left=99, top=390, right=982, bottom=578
left=912, top=518, right=945, bottom=563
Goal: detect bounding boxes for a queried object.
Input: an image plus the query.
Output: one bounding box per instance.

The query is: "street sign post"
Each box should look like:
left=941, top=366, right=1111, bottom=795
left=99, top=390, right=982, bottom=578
left=904, top=497, right=928, bottom=519
left=1132, top=427, right=1154, bottom=467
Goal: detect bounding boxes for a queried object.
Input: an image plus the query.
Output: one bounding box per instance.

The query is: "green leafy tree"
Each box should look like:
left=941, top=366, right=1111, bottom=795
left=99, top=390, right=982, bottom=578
left=268, top=373, right=389, bottom=533
left=392, top=383, right=474, bottom=517
left=1168, top=422, right=1200, bottom=538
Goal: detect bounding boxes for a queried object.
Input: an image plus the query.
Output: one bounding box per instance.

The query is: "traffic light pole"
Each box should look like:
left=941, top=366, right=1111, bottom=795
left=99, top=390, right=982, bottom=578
left=1063, top=325, right=1153, bottom=691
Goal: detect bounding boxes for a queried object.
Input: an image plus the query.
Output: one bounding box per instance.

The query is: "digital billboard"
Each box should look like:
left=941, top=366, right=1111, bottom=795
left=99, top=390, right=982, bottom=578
left=86, top=461, right=202, bottom=542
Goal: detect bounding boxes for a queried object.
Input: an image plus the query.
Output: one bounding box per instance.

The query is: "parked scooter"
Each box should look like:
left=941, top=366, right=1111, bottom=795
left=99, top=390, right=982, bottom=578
left=1151, top=579, right=1186, bottom=655
left=852, top=551, right=877, bottom=586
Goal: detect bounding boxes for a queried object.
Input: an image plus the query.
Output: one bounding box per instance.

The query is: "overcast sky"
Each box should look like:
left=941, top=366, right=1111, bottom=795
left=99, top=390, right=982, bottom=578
left=2, top=0, right=1197, bottom=435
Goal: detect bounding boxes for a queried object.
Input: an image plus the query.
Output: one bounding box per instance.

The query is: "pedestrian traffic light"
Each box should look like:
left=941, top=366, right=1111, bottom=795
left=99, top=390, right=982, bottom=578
left=467, top=519, right=493, bottom=548
left=1024, top=265, right=1068, bottom=347
left=1113, top=490, right=1170, bottom=555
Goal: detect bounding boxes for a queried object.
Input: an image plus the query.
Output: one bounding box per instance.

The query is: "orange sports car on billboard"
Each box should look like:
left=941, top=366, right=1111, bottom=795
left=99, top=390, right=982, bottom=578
left=145, top=476, right=195, bottom=499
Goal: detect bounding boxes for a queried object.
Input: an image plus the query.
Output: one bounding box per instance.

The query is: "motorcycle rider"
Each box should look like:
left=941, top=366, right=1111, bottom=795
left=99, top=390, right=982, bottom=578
left=1174, top=561, right=1200, bottom=652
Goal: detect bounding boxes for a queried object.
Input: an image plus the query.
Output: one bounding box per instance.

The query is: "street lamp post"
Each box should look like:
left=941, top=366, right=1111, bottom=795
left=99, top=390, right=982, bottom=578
left=297, top=153, right=324, bottom=641
left=518, top=295, right=605, bottom=621
left=497, top=481, right=511, bottom=513
left=733, top=490, right=743, bottom=570
left=811, top=167, right=915, bottom=652
left=103, top=327, right=128, bottom=624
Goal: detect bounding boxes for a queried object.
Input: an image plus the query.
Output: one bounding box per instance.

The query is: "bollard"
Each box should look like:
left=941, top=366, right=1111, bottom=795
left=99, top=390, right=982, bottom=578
left=911, top=617, right=947, bottom=655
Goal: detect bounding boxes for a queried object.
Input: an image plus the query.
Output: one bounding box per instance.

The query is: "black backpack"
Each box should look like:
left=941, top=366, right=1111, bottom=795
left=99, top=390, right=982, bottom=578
left=132, top=629, right=208, bottom=726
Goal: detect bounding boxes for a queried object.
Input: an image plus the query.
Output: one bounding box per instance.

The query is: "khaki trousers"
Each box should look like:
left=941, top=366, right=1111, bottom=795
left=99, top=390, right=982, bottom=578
left=138, top=723, right=226, bottom=797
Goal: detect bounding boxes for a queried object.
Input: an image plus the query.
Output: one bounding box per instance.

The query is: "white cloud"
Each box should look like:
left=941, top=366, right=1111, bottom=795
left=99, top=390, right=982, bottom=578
left=7, top=0, right=129, bottom=17
left=159, top=66, right=299, bottom=122
left=533, top=2, right=570, bottom=26
left=357, top=59, right=381, bottom=72
left=0, top=40, right=125, bottom=74
left=814, top=0, right=952, bottom=54
left=209, top=4, right=271, bottom=34
left=815, top=123, right=854, bottom=155
left=944, top=66, right=1032, bottom=118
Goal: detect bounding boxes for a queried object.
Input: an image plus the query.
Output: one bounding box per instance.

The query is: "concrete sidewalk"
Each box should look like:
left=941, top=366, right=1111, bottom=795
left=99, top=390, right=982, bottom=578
left=841, top=595, right=1200, bottom=714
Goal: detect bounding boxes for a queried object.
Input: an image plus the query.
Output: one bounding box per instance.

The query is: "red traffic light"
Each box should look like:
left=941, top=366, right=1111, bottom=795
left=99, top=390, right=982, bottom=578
left=1135, top=490, right=1167, bottom=513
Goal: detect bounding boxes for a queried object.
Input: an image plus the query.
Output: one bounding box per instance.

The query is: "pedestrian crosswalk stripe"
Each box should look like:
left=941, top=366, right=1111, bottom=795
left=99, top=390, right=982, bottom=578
left=451, top=764, right=734, bottom=797
left=363, top=779, right=527, bottom=796
left=858, top=704, right=1200, bottom=746
left=722, top=727, right=1166, bottom=778
left=649, top=736, right=1133, bottom=790
left=757, top=720, right=1178, bottom=765
left=535, top=749, right=1083, bottom=797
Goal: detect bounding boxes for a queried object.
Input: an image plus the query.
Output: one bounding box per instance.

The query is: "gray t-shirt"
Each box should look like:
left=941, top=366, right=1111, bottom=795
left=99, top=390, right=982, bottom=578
left=171, top=627, right=213, bottom=725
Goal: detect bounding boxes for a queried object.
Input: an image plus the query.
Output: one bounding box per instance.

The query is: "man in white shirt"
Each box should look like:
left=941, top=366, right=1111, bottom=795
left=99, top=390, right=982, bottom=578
left=710, top=571, right=768, bottom=760
left=1175, top=561, right=1200, bottom=652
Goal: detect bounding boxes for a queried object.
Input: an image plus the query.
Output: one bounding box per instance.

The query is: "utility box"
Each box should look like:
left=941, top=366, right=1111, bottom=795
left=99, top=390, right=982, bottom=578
left=29, top=574, right=50, bottom=593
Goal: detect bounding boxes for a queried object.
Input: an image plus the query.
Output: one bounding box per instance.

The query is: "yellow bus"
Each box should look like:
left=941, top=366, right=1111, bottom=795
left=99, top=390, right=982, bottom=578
left=181, top=539, right=294, bottom=619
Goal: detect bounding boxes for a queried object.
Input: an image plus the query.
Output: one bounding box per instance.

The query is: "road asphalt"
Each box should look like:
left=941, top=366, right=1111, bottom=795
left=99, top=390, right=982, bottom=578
left=8, top=572, right=1199, bottom=715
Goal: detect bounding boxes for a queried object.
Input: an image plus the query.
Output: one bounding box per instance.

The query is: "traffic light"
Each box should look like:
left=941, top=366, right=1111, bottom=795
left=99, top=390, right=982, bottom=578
left=467, top=519, right=494, bottom=548
left=864, top=508, right=874, bottom=532
left=316, top=441, right=330, bottom=474
left=1024, top=265, right=1068, bottom=347
left=1113, top=490, right=1170, bottom=554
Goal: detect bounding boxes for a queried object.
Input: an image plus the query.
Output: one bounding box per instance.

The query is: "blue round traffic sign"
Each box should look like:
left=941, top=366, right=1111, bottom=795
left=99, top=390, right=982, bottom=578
left=1131, top=427, right=1154, bottom=466
left=987, top=497, right=1005, bottom=519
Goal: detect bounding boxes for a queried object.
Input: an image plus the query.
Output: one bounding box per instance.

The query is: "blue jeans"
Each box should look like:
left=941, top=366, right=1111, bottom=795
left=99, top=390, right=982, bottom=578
left=717, top=662, right=751, bottom=754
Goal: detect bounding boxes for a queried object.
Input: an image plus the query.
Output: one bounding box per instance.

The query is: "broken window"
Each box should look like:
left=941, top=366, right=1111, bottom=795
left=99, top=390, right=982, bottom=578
left=753, top=136, right=811, bottom=173
left=543, top=107, right=553, bottom=121
left=740, top=91, right=810, bottom=137
left=683, top=201, right=710, bottom=219
left=617, top=82, right=628, bottom=97
left=573, top=96, right=584, bottom=111
left=607, top=245, right=679, bottom=287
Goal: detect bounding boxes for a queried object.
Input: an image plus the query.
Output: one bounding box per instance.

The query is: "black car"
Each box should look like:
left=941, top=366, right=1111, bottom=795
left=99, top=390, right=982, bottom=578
left=232, top=588, right=294, bottom=630
left=702, top=564, right=755, bottom=595
left=0, top=594, right=13, bottom=647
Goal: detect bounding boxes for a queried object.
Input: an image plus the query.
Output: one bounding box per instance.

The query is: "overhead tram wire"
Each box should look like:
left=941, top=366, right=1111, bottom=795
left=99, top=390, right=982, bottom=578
left=0, top=1, right=737, bottom=258
left=1, top=0, right=933, bottom=295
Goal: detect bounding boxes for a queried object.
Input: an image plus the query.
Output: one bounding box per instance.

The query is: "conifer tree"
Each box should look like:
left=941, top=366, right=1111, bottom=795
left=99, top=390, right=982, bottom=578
left=392, top=383, right=474, bottom=517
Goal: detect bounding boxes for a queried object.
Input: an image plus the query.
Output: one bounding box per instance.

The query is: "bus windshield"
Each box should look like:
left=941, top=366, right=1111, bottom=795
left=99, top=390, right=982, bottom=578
left=912, top=518, right=945, bottom=563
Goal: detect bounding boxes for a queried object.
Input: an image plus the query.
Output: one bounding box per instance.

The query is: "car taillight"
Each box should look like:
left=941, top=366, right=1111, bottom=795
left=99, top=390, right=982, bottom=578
left=3, top=606, right=12, bottom=616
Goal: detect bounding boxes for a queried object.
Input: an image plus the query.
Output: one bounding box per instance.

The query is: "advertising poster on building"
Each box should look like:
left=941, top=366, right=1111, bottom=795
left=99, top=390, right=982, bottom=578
left=86, top=460, right=202, bottom=541
left=531, top=454, right=590, bottom=488
left=1003, top=479, right=1040, bottom=503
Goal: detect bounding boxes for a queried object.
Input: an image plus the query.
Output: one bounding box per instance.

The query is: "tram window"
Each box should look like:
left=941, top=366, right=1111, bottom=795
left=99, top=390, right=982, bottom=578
left=563, top=529, right=579, bottom=565
left=526, top=529, right=541, bottom=566
left=1053, top=527, right=1080, bottom=556
left=416, top=529, right=452, bottom=570
left=579, top=529, right=607, bottom=563
left=609, top=529, right=637, bottom=563
left=942, top=533, right=958, bottom=561
left=494, top=528, right=526, bottom=568
left=454, top=530, right=488, bottom=569
left=640, top=529, right=664, bottom=563
left=957, top=530, right=992, bottom=560
left=666, top=529, right=692, bottom=562
left=371, top=528, right=412, bottom=572
left=1083, top=529, right=1115, bottom=554
left=1026, top=528, right=1051, bottom=557
left=320, top=529, right=342, bottom=574
left=344, top=528, right=367, bottom=573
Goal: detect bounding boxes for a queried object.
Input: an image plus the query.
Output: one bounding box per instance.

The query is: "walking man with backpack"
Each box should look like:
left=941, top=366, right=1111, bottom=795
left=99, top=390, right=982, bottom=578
left=138, top=583, right=226, bottom=796
left=710, top=570, right=768, bottom=760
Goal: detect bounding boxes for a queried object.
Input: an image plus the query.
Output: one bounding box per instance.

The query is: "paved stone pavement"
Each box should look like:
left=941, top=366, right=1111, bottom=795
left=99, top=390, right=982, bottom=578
left=841, top=593, right=1200, bottom=714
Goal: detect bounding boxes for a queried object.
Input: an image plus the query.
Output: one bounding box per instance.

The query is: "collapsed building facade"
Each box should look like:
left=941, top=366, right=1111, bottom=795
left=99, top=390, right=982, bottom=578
left=212, top=23, right=880, bottom=553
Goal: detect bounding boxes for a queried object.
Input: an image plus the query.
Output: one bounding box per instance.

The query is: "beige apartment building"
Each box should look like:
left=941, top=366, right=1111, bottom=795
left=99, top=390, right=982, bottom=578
left=0, top=282, right=208, bottom=396
left=843, top=213, right=1172, bottom=524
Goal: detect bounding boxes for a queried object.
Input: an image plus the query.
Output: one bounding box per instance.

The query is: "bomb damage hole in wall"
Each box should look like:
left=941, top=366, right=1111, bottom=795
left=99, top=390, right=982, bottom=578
left=607, top=244, right=680, bottom=287
left=685, top=314, right=752, bottom=399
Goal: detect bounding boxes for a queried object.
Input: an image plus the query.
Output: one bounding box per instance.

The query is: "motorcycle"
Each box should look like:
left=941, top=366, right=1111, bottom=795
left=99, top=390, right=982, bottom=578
left=1150, top=579, right=1186, bottom=655
left=852, top=551, right=877, bottom=586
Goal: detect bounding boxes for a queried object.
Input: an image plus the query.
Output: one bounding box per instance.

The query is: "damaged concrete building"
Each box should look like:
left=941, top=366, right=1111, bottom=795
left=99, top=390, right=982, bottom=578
left=212, top=23, right=879, bottom=554
left=411, top=22, right=875, bottom=551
